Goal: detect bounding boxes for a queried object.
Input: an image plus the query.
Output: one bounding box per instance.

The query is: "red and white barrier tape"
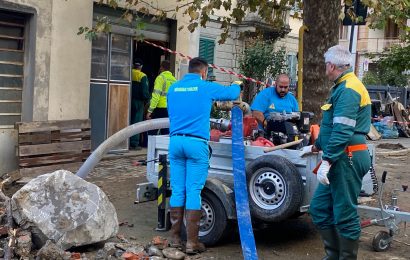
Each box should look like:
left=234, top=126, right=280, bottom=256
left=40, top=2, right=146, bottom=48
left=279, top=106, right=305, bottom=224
left=143, top=40, right=265, bottom=85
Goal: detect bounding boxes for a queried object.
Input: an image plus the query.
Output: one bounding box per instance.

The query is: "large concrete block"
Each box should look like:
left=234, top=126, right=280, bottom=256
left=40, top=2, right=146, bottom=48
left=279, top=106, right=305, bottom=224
left=11, top=170, right=118, bottom=249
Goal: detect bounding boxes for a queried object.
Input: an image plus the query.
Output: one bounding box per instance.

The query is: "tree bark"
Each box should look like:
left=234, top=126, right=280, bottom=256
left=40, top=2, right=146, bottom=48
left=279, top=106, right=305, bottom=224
left=302, top=0, right=340, bottom=123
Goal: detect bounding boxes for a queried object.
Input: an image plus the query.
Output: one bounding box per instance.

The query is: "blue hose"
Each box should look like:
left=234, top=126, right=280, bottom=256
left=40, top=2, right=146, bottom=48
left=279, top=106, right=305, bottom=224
left=231, top=105, right=258, bottom=260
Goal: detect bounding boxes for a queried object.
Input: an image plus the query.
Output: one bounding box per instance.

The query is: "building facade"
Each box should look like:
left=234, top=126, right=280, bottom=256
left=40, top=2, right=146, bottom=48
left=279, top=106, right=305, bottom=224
left=0, top=0, right=400, bottom=175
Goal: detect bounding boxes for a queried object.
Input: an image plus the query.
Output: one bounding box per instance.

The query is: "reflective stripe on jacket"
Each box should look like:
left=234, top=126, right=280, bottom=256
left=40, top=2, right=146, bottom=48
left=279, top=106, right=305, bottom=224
left=148, top=71, right=176, bottom=112
left=315, top=69, right=371, bottom=163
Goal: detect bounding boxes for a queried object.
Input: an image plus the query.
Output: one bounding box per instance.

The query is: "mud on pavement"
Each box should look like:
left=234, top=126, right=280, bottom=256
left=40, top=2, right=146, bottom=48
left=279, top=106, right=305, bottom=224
left=1, top=143, right=408, bottom=259
left=84, top=143, right=410, bottom=260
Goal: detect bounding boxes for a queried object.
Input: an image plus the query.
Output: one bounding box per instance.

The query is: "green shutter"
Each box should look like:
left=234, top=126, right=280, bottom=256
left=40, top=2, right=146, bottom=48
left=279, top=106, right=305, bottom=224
left=199, top=38, right=215, bottom=73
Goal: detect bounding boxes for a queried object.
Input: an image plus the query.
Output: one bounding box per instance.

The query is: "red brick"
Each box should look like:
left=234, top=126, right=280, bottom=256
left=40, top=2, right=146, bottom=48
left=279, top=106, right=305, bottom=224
left=122, top=252, right=138, bottom=260
left=71, top=252, right=81, bottom=260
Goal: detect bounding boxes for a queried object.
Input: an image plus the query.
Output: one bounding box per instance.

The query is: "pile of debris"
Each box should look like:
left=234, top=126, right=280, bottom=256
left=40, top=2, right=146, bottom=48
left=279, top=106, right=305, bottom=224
left=0, top=170, right=119, bottom=259
left=0, top=170, right=203, bottom=260
left=369, top=95, right=410, bottom=140
left=91, top=236, right=194, bottom=260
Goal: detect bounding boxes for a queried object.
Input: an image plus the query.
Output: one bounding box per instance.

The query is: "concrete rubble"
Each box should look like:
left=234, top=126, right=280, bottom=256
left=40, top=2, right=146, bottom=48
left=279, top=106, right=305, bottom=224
left=0, top=174, right=192, bottom=259
left=11, top=170, right=118, bottom=249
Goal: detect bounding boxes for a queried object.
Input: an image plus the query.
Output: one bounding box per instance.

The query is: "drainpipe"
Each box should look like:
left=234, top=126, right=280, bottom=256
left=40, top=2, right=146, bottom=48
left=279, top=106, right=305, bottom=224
left=298, top=25, right=308, bottom=111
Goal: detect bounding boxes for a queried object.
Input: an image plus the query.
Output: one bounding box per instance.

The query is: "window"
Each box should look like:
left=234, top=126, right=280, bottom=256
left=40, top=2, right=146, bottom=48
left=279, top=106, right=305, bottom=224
left=199, top=38, right=215, bottom=74
left=91, top=33, right=108, bottom=80
left=0, top=10, right=25, bottom=127
left=384, top=19, right=399, bottom=38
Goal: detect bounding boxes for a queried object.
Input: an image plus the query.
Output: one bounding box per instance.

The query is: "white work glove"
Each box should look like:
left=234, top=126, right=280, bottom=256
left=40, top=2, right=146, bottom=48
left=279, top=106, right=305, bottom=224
left=317, top=160, right=331, bottom=185
left=299, top=145, right=313, bottom=157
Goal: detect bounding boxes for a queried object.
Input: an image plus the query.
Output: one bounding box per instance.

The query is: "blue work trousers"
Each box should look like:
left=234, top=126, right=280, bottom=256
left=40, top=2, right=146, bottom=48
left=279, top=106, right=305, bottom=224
left=169, top=135, right=209, bottom=210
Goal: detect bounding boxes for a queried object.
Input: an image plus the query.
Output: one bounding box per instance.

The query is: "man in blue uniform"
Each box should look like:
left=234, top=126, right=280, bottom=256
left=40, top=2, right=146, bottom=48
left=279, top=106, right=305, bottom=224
left=167, top=57, right=240, bottom=254
left=251, top=74, right=298, bottom=128
left=302, top=45, right=372, bottom=260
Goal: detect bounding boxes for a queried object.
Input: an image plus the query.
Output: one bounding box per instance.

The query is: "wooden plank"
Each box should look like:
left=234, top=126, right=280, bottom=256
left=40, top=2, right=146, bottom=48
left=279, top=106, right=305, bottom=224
left=19, top=162, right=82, bottom=178
left=19, top=140, right=91, bottom=156
left=19, top=153, right=90, bottom=167
left=16, top=119, right=91, bottom=133
left=18, top=130, right=91, bottom=144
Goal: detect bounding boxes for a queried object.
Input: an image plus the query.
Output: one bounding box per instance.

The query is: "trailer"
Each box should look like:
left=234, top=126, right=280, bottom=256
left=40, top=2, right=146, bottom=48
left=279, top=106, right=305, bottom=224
left=137, top=135, right=378, bottom=246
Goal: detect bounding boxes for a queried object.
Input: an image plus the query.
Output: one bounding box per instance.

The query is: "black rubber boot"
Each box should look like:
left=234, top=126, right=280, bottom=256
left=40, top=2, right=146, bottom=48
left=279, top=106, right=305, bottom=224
left=339, top=236, right=359, bottom=260
left=318, top=228, right=340, bottom=260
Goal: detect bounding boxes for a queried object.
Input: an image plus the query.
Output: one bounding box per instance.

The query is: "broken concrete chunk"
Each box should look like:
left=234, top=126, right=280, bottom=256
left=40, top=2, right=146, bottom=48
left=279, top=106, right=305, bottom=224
left=95, top=249, right=107, bottom=260
left=162, top=247, right=185, bottom=260
left=103, top=242, right=117, bottom=256
left=147, top=245, right=163, bottom=257
left=36, top=240, right=71, bottom=260
left=125, top=244, right=145, bottom=255
left=15, top=230, right=32, bottom=257
left=11, top=170, right=118, bottom=250
left=150, top=256, right=165, bottom=260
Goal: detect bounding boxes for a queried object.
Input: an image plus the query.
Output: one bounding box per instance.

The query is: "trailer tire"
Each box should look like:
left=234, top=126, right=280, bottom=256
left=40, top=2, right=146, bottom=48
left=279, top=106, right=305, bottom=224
left=246, top=155, right=303, bottom=222
left=182, top=189, right=232, bottom=246
left=372, top=231, right=391, bottom=252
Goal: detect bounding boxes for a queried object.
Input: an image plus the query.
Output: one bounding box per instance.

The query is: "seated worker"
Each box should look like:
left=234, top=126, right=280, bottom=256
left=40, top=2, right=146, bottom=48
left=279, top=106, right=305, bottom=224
left=251, top=74, right=299, bottom=128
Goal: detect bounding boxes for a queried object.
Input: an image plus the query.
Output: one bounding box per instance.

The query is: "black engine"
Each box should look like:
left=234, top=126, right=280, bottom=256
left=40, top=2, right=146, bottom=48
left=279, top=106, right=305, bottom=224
left=265, top=111, right=313, bottom=148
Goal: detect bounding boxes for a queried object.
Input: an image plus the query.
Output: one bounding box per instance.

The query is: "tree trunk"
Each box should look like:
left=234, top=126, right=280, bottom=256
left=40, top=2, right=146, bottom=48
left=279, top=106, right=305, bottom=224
left=302, top=0, right=340, bottom=123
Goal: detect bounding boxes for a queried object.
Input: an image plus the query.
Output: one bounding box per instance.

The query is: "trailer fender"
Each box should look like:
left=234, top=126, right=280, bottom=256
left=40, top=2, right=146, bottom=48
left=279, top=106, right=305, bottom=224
left=204, top=178, right=236, bottom=220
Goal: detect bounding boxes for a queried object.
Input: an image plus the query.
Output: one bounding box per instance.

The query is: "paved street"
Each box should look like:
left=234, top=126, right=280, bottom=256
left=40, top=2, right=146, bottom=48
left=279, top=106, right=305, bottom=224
left=84, top=138, right=410, bottom=259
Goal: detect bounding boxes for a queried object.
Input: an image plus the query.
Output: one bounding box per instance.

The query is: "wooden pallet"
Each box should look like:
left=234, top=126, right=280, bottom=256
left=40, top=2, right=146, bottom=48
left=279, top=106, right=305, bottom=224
left=15, top=119, right=91, bottom=178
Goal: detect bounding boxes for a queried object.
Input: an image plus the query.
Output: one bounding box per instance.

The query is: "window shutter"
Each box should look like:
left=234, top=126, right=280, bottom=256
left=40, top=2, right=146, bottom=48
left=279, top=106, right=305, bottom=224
left=0, top=11, right=25, bottom=127
left=199, top=38, right=215, bottom=73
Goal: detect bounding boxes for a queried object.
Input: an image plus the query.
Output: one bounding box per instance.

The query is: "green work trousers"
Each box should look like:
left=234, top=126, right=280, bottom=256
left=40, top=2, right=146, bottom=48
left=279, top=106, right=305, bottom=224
left=130, top=99, right=145, bottom=147
left=309, top=147, right=371, bottom=241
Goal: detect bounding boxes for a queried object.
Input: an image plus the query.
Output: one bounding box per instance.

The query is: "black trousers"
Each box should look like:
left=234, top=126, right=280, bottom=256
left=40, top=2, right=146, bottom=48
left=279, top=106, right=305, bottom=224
left=148, top=108, right=169, bottom=136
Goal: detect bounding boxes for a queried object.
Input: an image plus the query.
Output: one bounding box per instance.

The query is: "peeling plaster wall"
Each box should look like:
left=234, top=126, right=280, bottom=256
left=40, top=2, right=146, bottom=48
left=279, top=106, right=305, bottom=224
left=48, top=0, right=92, bottom=120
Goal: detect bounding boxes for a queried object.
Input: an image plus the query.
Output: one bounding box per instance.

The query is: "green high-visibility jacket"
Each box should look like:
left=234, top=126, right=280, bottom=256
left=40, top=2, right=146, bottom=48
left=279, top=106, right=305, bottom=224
left=148, top=71, right=176, bottom=113
left=315, top=69, right=371, bottom=163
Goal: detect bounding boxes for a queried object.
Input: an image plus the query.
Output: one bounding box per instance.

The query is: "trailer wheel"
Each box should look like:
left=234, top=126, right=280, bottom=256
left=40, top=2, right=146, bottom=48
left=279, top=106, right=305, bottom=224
left=182, top=189, right=231, bottom=246
left=372, top=231, right=391, bottom=252
left=246, top=155, right=303, bottom=222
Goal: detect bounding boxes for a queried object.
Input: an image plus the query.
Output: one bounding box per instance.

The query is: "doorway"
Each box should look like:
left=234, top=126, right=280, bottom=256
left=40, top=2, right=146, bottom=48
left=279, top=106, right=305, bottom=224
left=133, top=40, right=169, bottom=93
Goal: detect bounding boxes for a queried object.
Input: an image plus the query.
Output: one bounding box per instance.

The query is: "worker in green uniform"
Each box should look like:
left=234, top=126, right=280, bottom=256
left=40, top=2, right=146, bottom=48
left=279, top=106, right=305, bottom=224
left=130, top=59, right=150, bottom=149
left=146, top=60, right=176, bottom=135
left=300, top=45, right=371, bottom=260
